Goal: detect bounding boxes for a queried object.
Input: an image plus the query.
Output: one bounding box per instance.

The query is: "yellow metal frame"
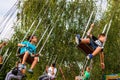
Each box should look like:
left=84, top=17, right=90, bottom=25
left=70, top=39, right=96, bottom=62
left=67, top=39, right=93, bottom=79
left=106, top=75, right=120, bottom=80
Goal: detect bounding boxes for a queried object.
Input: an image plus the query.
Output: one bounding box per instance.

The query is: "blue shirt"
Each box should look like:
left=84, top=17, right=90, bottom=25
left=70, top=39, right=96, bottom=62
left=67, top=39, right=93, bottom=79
left=19, top=41, right=36, bottom=55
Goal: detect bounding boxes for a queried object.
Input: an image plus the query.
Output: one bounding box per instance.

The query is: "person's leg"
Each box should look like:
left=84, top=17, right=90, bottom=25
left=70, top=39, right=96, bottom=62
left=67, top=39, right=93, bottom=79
left=81, top=38, right=90, bottom=44
left=92, top=46, right=102, bottom=56
left=28, top=57, right=38, bottom=73
left=75, top=34, right=90, bottom=45
left=30, top=57, right=38, bottom=69
left=22, top=51, right=29, bottom=65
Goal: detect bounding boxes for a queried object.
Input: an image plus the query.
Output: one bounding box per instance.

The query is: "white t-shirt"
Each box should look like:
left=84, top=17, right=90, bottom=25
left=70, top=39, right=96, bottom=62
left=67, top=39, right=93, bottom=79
left=95, top=40, right=104, bottom=49
left=47, top=67, right=57, bottom=78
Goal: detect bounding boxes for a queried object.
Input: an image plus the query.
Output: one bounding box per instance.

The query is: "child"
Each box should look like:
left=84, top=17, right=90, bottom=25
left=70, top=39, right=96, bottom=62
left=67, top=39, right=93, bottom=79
left=75, top=23, right=106, bottom=60
left=5, top=61, right=26, bottom=80
left=75, top=66, right=90, bottom=80
left=18, top=35, right=39, bottom=74
left=83, top=67, right=90, bottom=80
left=39, top=63, right=57, bottom=80
left=75, top=23, right=105, bottom=69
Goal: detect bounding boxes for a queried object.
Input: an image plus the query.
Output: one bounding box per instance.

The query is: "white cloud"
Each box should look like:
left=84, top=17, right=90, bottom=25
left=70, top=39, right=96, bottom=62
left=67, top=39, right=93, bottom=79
left=0, top=0, right=17, bottom=40
left=95, top=0, right=108, bottom=20
left=0, top=0, right=17, bottom=15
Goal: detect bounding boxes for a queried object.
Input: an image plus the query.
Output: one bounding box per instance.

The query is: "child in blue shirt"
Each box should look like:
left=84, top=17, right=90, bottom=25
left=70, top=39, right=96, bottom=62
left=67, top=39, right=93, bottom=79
left=18, top=35, right=38, bottom=74
left=19, top=40, right=36, bottom=56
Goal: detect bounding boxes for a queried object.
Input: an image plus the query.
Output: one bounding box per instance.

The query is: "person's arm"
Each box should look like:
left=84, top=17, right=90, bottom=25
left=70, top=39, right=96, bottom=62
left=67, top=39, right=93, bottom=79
left=18, top=41, right=27, bottom=47
left=0, top=42, right=7, bottom=48
left=87, top=23, right=94, bottom=37
left=100, top=51, right=105, bottom=69
left=17, top=43, right=26, bottom=47
left=45, top=66, right=49, bottom=73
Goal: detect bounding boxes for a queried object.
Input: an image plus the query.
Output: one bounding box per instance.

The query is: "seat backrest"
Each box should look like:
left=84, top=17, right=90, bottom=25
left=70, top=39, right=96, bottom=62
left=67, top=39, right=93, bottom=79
left=19, top=54, right=34, bottom=64
left=77, top=43, right=94, bottom=55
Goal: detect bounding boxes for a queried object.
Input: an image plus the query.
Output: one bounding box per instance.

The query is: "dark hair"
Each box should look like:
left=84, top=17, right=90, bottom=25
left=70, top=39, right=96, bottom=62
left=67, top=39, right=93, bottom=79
left=98, top=33, right=106, bottom=38
left=27, top=35, right=36, bottom=42
left=99, top=33, right=106, bottom=36
left=87, top=66, right=90, bottom=71
left=52, top=63, right=56, bottom=67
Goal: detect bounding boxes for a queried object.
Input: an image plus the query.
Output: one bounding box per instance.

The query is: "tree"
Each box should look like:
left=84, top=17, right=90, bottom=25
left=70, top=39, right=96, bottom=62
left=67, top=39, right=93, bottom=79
left=1, top=0, right=120, bottom=80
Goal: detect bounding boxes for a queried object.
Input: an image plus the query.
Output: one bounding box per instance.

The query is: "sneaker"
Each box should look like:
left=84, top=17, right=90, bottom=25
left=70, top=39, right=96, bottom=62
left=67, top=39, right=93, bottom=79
left=28, top=69, right=33, bottom=74
left=75, top=34, right=81, bottom=45
left=87, top=54, right=93, bottom=60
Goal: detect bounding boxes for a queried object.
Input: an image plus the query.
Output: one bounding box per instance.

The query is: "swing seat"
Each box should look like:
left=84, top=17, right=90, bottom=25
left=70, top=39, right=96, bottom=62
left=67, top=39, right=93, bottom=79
left=77, top=43, right=94, bottom=55
left=17, top=48, right=34, bottom=64
left=18, top=54, right=34, bottom=64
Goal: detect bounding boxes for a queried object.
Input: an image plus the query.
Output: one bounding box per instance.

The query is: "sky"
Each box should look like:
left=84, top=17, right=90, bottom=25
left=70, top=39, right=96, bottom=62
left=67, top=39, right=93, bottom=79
left=95, top=0, right=108, bottom=21
left=0, top=0, right=17, bottom=41
left=0, top=0, right=107, bottom=41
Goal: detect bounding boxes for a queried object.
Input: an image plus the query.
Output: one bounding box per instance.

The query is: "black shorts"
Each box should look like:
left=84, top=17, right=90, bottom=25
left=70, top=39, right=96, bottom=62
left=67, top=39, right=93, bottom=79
left=89, top=39, right=98, bottom=50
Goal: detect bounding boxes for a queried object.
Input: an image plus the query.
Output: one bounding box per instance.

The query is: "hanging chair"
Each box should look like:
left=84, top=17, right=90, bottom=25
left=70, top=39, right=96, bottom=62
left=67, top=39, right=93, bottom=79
left=77, top=43, right=94, bottom=55
left=18, top=53, right=34, bottom=65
